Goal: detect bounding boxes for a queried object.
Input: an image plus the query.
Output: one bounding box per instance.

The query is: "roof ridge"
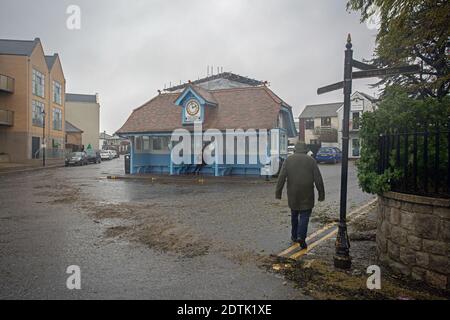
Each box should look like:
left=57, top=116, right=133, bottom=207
left=65, top=120, right=83, bottom=131
left=305, top=102, right=343, bottom=107
left=259, top=86, right=283, bottom=105
left=66, top=92, right=96, bottom=96
left=207, top=85, right=266, bottom=93
left=0, top=38, right=35, bottom=42
left=164, top=72, right=264, bottom=92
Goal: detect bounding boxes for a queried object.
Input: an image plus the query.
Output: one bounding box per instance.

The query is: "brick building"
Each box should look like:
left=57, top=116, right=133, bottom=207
left=0, top=38, right=66, bottom=164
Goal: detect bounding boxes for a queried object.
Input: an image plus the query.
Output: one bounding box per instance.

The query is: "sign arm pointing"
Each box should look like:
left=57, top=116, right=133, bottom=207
left=317, top=81, right=344, bottom=95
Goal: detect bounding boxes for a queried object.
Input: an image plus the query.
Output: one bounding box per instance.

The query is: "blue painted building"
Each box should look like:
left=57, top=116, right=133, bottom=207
left=117, top=72, right=297, bottom=176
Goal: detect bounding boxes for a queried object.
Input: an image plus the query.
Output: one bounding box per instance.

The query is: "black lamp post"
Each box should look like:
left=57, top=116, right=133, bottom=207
left=333, top=34, right=353, bottom=269
left=42, top=110, right=46, bottom=167
left=316, top=35, right=421, bottom=270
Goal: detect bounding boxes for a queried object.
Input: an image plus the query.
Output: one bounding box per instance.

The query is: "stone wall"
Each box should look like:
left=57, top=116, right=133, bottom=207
left=377, top=191, right=450, bottom=291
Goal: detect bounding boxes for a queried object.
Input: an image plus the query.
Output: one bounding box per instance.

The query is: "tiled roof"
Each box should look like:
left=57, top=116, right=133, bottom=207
left=165, top=72, right=264, bottom=92
left=0, top=38, right=39, bottom=56
left=65, top=121, right=83, bottom=133
left=179, top=85, right=218, bottom=105
left=299, top=102, right=343, bottom=118
left=66, top=93, right=98, bottom=103
left=45, top=55, right=58, bottom=70
left=99, top=132, right=113, bottom=139
left=117, top=86, right=284, bottom=134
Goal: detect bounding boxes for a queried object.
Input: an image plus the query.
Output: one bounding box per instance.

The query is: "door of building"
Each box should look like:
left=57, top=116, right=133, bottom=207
left=352, top=138, right=360, bottom=157
left=32, top=136, right=40, bottom=159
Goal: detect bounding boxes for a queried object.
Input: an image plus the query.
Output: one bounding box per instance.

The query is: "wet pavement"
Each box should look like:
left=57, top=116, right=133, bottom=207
left=0, top=158, right=373, bottom=299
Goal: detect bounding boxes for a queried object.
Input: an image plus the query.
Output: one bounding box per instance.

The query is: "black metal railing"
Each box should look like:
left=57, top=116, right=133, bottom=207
left=378, top=120, right=450, bottom=198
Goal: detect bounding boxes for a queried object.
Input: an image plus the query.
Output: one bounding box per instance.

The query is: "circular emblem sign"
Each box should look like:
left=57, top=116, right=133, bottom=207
left=186, top=99, right=200, bottom=116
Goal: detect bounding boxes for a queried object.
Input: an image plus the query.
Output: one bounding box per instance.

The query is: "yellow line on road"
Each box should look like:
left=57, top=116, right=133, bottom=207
left=277, top=198, right=377, bottom=258
left=289, top=228, right=338, bottom=259
left=278, top=222, right=337, bottom=256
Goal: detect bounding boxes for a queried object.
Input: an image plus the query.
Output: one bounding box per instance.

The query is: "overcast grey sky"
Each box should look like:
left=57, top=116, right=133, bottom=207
left=0, top=0, right=378, bottom=134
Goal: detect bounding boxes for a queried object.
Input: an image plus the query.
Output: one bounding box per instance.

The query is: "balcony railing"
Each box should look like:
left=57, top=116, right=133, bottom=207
left=0, top=109, right=14, bottom=126
left=313, top=127, right=338, bottom=143
left=0, top=74, right=14, bottom=93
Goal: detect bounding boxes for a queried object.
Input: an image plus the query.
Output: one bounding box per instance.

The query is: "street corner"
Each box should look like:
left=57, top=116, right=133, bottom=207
left=1, top=0, right=449, bottom=307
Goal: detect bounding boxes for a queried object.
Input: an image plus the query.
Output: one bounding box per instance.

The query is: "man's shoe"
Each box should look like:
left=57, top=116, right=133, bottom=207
left=298, top=239, right=308, bottom=250
left=291, top=237, right=298, bottom=243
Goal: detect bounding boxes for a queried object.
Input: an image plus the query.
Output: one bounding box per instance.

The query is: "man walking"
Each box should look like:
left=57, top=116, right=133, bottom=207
left=275, top=142, right=325, bottom=249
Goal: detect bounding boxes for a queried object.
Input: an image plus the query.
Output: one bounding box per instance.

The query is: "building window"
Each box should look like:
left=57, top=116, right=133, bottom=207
left=280, top=132, right=287, bottom=153
left=152, top=137, right=170, bottom=152
left=352, top=112, right=360, bottom=130
left=135, top=136, right=169, bottom=153
left=152, top=137, right=162, bottom=150
left=352, top=138, right=360, bottom=157
left=135, top=136, right=152, bottom=153
left=135, top=136, right=143, bottom=152
left=32, top=100, right=44, bottom=127
left=143, top=136, right=151, bottom=151
left=305, top=118, right=314, bottom=130
left=52, top=138, right=62, bottom=149
left=321, top=117, right=331, bottom=127
left=53, top=81, right=62, bottom=105
left=52, top=108, right=62, bottom=131
left=32, top=69, right=45, bottom=98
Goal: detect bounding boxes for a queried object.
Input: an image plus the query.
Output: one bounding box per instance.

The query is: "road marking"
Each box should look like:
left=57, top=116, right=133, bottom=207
left=289, top=207, right=372, bottom=260
left=277, top=198, right=377, bottom=258
left=278, top=222, right=337, bottom=256
left=290, top=229, right=339, bottom=259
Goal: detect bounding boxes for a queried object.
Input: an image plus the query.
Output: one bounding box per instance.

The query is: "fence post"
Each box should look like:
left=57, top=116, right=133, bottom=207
left=424, top=124, right=429, bottom=194
left=413, top=127, right=418, bottom=192
left=396, top=130, right=401, bottom=167
left=385, top=132, right=392, bottom=169
left=378, top=134, right=383, bottom=174
left=448, top=117, right=450, bottom=194
left=434, top=122, right=440, bottom=194
left=403, top=129, right=409, bottom=192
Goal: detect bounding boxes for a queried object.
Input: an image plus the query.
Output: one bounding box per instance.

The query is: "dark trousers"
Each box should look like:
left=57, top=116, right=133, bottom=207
left=291, top=209, right=312, bottom=241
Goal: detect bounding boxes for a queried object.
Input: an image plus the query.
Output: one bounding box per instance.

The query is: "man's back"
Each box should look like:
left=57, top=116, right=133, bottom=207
left=275, top=151, right=325, bottom=211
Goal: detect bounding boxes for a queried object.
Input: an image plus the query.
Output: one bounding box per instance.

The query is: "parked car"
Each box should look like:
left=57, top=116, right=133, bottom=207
left=315, top=147, right=342, bottom=164
left=100, top=150, right=113, bottom=160
left=86, top=150, right=101, bottom=164
left=110, top=150, right=119, bottom=158
left=332, top=147, right=343, bottom=160
left=287, top=145, right=295, bottom=155
left=65, top=152, right=89, bottom=166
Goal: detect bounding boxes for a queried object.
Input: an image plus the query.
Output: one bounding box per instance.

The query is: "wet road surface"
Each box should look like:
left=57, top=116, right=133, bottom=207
left=0, top=158, right=372, bottom=299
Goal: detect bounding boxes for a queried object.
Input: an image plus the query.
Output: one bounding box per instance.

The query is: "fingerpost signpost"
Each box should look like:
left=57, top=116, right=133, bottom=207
left=317, top=34, right=421, bottom=269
